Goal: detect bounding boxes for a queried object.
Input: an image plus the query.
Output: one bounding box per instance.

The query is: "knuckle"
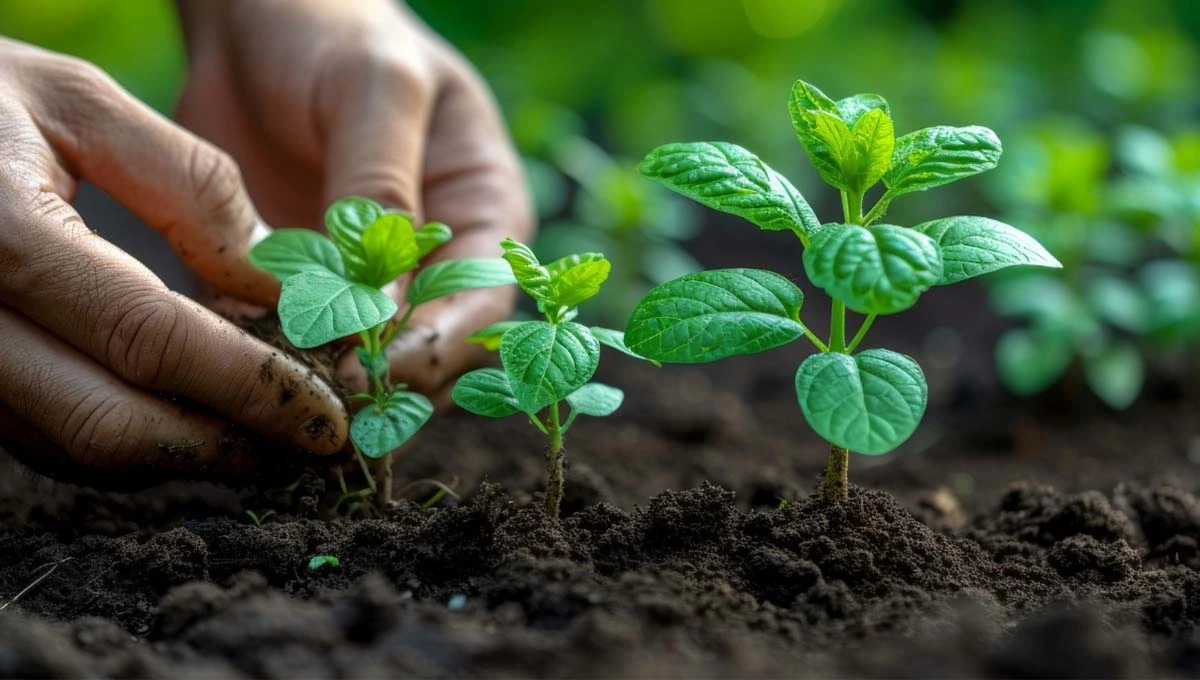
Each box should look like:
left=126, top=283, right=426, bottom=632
left=367, top=51, right=435, bottom=104
left=105, top=293, right=187, bottom=387
left=61, top=392, right=141, bottom=469
left=339, top=165, right=420, bottom=214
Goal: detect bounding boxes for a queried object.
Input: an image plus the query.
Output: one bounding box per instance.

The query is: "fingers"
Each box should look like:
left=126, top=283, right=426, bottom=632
left=0, top=186, right=348, bottom=456
left=14, top=46, right=278, bottom=305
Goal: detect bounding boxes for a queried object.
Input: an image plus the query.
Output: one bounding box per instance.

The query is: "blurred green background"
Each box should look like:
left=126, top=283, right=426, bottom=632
left=5, top=0, right=1200, bottom=408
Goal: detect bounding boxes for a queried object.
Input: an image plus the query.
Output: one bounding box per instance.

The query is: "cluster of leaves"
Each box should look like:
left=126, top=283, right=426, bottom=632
left=986, top=120, right=1200, bottom=409
left=249, top=198, right=515, bottom=482
left=623, top=80, right=1059, bottom=496
left=451, top=239, right=655, bottom=517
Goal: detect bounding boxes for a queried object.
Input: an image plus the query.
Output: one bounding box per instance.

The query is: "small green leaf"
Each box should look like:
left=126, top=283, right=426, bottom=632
left=1085, top=275, right=1148, bottom=333
left=278, top=271, right=397, bottom=348
left=802, top=110, right=855, bottom=191
left=589, top=327, right=661, bottom=366
left=325, top=197, right=383, bottom=268
left=406, top=258, right=517, bottom=307
left=565, top=382, right=624, bottom=417
left=467, top=321, right=524, bottom=351
left=911, top=216, right=1061, bottom=285
left=803, top=223, right=943, bottom=315
left=995, top=328, right=1074, bottom=396
left=846, top=107, right=894, bottom=192
left=1084, top=341, right=1143, bottom=410
left=415, top=222, right=453, bottom=258
left=308, top=555, right=340, bottom=571
left=884, top=126, right=1002, bottom=197
left=500, top=321, right=599, bottom=413
left=501, top=238, right=555, bottom=305
left=794, top=349, right=927, bottom=455
left=836, top=93, right=890, bottom=127
left=625, top=269, right=805, bottom=363
left=1140, top=260, right=1200, bottom=342
left=249, top=229, right=345, bottom=281
left=638, top=142, right=820, bottom=239
left=452, top=368, right=522, bottom=418
left=359, top=214, right=419, bottom=287
left=548, top=254, right=611, bottom=308
left=350, top=390, right=434, bottom=458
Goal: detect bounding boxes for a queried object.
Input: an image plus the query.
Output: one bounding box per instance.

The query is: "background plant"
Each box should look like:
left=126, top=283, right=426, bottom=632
left=451, top=238, right=655, bottom=519
left=625, top=79, right=1061, bottom=502
left=249, top=197, right=516, bottom=507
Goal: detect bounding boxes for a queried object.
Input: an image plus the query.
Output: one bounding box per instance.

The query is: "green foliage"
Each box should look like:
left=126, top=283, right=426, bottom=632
left=626, top=79, right=1059, bottom=497
left=500, top=321, right=599, bottom=413
left=350, top=391, right=435, bottom=459
left=308, top=555, right=340, bottom=571
left=278, top=271, right=397, bottom=350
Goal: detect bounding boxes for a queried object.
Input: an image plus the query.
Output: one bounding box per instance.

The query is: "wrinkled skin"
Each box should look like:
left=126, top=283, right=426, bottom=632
left=0, top=0, right=530, bottom=486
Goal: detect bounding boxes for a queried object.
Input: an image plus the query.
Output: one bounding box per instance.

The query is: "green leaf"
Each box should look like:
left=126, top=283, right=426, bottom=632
left=358, top=214, right=419, bottom=287
left=415, top=222, right=453, bottom=258
left=325, top=197, right=383, bottom=268
left=565, top=382, right=624, bottom=417
left=788, top=81, right=854, bottom=190
left=625, top=269, right=805, bottom=363
left=836, top=93, right=891, bottom=127
left=500, top=321, right=599, bottom=413
left=406, top=258, right=516, bottom=307
left=995, top=328, right=1073, bottom=396
left=249, top=229, right=345, bottom=281
left=794, top=349, right=927, bottom=455
left=547, top=254, right=611, bottom=308
left=278, top=270, right=397, bottom=348
left=638, top=141, right=820, bottom=239
left=1085, top=275, right=1148, bottom=333
left=1084, top=341, right=1143, bottom=410
left=589, top=327, right=661, bottom=366
left=501, top=238, right=555, bottom=305
left=467, top=321, right=523, bottom=351
left=883, top=126, right=1002, bottom=197
left=845, top=107, right=894, bottom=192
left=350, top=390, right=434, bottom=458
left=452, top=368, right=522, bottom=418
left=803, top=223, right=943, bottom=314
left=911, top=216, right=1062, bottom=285
left=308, top=555, right=340, bottom=571
left=1140, top=260, right=1200, bottom=342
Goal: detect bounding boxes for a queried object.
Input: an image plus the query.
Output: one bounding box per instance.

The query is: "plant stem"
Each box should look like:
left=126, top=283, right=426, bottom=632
left=822, top=445, right=850, bottom=501
left=862, top=192, right=892, bottom=226
left=544, top=401, right=566, bottom=520
left=829, top=300, right=846, bottom=353
left=846, top=313, right=877, bottom=353
left=355, top=448, right=377, bottom=493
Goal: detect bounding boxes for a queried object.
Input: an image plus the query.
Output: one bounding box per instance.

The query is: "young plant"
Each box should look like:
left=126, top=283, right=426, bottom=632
left=624, top=79, right=1061, bottom=501
left=249, top=197, right=516, bottom=506
left=244, top=509, right=275, bottom=527
left=451, top=238, right=654, bottom=519
left=307, top=555, right=340, bottom=571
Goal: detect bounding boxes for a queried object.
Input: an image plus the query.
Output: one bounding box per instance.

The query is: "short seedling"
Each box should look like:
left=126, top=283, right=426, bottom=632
left=244, top=509, right=275, bottom=527
left=452, top=238, right=655, bottom=519
left=250, top=197, right=516, bottom=506
left=625, top=79, right=1062, bottom=501
left=307, top=555, right=340, bottom=571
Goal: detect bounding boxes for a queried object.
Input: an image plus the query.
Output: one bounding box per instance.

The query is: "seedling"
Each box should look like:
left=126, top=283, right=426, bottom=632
left=451, top=239, right=655, bottom=519
left=624, top=79, right=1061, bottom=501
left=244, top=509, right=275, bottom=527
left=307, top=555, right=340, bottom=571
left=249, top=197, right=517, bottom=505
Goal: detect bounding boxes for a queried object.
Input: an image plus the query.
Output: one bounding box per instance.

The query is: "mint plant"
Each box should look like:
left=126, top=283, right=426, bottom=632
left=249, top=197, right=516, bottom=506
left=451, top=238, right=654, bottom=519
left=624, top=80, right=1062, bottom=502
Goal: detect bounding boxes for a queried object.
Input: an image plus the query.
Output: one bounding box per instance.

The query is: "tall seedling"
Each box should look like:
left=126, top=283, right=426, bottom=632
left=625, top=80, right=1062, bottom=501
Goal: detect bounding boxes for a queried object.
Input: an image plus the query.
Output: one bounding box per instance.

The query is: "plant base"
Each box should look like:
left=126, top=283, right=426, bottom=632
left=368, top=453, right=393, bottom=506
left=822, top=445, right=849, bottom=502
left=545, top=446, right=565, bottom=519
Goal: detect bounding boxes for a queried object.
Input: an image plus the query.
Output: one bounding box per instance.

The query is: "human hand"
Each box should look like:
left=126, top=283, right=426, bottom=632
left=0, top=38, right=348, bottom=486
left=175, top=0, right=533, bottom=402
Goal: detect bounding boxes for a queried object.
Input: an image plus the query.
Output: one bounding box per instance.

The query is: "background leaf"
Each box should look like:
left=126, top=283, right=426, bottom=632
left=1084, top=341, right=1144, bottom=410
left=278, top=270, right=397, bottom=348
left=452, top=368, right=523, bottom=418
left=884, top=125, right=1002, bottom=197
left=794, top=349, right=927, bottom=455
left=565, top=382, right=624, bottom=417
left=350, top=391, right=435, bottom=458
left=625, top=268, right=805, bottom=363
left=501, top=321, right=600, bottom=413
left=803, top=223, right=943, bottom=314
left=912, top=216, right=1061, bottom=285
left=467, top=321, right=524, bottom=351
left=406, top=258, right=517, bottom=307
left=249, top=229, right=345, bottom=282
left=995, top=328, right=1074, bottom=396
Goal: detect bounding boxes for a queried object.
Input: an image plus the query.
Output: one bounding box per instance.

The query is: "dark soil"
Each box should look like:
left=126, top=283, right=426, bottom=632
left=4, top=216, right=1200, bottom=677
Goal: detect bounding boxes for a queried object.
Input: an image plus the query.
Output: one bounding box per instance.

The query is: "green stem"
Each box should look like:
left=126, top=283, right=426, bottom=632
left=862, top=192, right=893, bottom=226
left=829, top=299, right=846, bottom=353
left=822, top=445, right=849, bottom=501
left=801, top=324, right=830, bottom=353
left=355, top=447, right=377, bottom=493
left=544, top=402, right=566, bottom=520
left=848, top=190, right=864, bottom=224
left=845, top=313, right=877, bottom=354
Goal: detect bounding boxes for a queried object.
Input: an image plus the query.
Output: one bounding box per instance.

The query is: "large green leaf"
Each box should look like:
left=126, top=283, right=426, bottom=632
left=500, top=238, right=555, bottom=306
left=350, top=390, right=434, bottom=458
left=406, top=258, right=516, bottom=307
left=794, top=349, right=927, bottom=455
left=589, top=327, right=660, bottom=366
left=836, top=93, right=890, bottom=127
left=803, top=223, right=943, bottom=314
left=358, top=214, right=419, bottom=287
left=249, top=229, right=345, bottom=282
left=278, top=270, right=397, bottom=348
left=325, top=197, right=382, bottom=269
left=1084, top=341, right=1143, bottom=410
left=565, top=382, right=624, bottom=418
left=452, top=368, right=523, bottom=418
left=884, top=126, right=1002, bottom=197
left=638, top=142, right=820, bottom=239
left=995, top=328, right=1074, bottom=396
left=625, top=269, right=805, bottom=363
left=911, top=216, right=1061, bottom=285
left=500, top=321, right=599, bottom=413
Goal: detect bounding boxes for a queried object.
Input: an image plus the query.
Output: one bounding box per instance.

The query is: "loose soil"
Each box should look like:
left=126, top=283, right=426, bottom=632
left=3, top=218, right=1200, bottom=677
